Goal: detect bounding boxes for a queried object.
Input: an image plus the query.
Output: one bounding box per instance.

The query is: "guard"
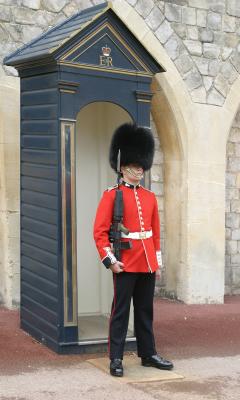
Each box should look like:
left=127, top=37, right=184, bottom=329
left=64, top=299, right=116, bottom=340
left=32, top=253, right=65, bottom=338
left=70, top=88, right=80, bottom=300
left=93, top=123, right=174, bottom=377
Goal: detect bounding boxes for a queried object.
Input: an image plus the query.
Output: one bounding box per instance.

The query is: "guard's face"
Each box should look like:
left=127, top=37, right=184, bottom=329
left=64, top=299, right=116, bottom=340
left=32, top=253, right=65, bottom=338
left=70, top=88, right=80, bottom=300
left=121, top=164, right=144, bottom=182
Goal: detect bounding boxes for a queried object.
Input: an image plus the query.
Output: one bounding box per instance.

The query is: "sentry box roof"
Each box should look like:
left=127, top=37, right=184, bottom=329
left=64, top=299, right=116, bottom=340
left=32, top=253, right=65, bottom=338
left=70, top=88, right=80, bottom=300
left=4, top=1, right=165, bottom=76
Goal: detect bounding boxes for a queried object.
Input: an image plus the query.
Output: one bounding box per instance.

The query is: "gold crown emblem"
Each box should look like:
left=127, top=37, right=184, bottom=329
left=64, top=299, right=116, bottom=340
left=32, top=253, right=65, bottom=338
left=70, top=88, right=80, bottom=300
left=102, top=45, right=111, bottom=56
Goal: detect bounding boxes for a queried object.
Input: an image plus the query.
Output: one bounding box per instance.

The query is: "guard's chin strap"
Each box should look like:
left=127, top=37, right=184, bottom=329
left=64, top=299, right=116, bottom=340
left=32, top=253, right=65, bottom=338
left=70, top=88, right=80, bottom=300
left=125, top=167, right=144, bottom=180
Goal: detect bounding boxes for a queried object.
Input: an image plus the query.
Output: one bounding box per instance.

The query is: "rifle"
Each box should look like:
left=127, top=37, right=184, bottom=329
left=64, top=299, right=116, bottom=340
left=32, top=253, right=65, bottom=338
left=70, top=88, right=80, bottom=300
left=109, top=150, right=132, bottom=261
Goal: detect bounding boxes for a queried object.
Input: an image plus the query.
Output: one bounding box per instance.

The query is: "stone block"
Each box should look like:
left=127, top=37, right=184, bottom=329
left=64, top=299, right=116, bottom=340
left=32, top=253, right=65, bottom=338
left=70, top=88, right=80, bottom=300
left=187, top=26, right=198, bottom=40
left=203, top=76, right=213, bottom=91
left=155, top=20, right=174, bottom=44
left=183, top=39, right=202, bottom=56
left=8, top=237, right=20, bottom=265
left=145, top=5, right=164, bottom=31
left=203, top=43, right=220, bottom=59
left=230, top=51, right=240, bottom=74
left=184, top=68, right=202, bottom=90
left=226, top=200, right=231, bottom=213
left=172, top=22, right=187, bottom=39
left=210, top=0, right=225, bottom=14
left=213, top=31, right=225, bottom=46
left=12, top=6, right=37, bottom=24
left=231, top=255, right=240, bottom=265
left=229, top=128, right=240, bottom=142
left=227, top=0, right=240, bottom=17
left=226, top=212, right=240, bottom=229
left=135, top=0, right=154, bottom=18
left=225, top=33, right=239, bottom=48
left=199, top=28, right=214, bottom=43
left=236, top=173, right=240, bottom=188
left=151, top=165, right=163, bottom=182
left=7, top=211, right=19, bottom=239
left=207, top=11, right=222, bottom=31
left=188, top=0, right=209, bottom=9
left=227, top=157, right=240, bottom=172
left=42, top=0, right=68, bottom=13
left=193, top=56, right=209, bottom=75
left=208, top=59, right=220, bottom=76
left=220, top=61, right=237, bottom=84
left=226, top=172, right=236, bottom=187
left=0, top=5, right=11, bottom=22
left=175, top=52, right=194, bottom=74
left=126, top=0, right=137, bottom=5
left=191, top=86, right=207, bottom=103
left=221, top=47, right=233, bottom=61
left=164, top=33, right=183, bottom=60
left=226, top=240, right=238, bottom=255
left=223, top=14, right=236, bottom=33
left=21, top=25, right=43, bottom=44
left=22, top=0, right=41, bottom=9
left=226, top=188, right=239, bottom=200
left=232, top=229, right=240, bottom=240
left=153, top=150, right=163, bottom=164
left=165, top=3, right=181, bottom=23
left=197, top=9, right=207, bottom=27
left=182, top=7, right=196, bottom=25
left=225, top=254, right=231, bottom=266
left=207, top=87, right=224, bottom=105
left=226, top=228, right=231, bottom=240
left=231, top=200, right=240, bottom=213
left=224, top=268, right=232, bottom=288
left=151, top=182, right=163, bottom=196
left=234, top=144, right=240, bottom=157
left=214, top=73, right=229, bottom=97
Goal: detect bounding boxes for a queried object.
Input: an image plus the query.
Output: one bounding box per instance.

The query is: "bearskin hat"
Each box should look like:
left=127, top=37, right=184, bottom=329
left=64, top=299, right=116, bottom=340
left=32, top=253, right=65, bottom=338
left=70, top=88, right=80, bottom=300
left=109, top=122, right=155, bottom=172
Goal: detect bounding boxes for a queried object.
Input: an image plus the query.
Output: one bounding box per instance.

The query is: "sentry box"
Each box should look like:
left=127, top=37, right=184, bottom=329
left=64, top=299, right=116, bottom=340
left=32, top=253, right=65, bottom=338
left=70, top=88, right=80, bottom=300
left=4, top=1, right=164, bottom=354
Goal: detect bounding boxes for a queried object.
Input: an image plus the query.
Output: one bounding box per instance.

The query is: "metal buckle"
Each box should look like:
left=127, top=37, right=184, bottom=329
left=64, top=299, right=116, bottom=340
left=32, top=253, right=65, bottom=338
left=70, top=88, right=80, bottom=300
left=139, top=231, right=146, bottom=239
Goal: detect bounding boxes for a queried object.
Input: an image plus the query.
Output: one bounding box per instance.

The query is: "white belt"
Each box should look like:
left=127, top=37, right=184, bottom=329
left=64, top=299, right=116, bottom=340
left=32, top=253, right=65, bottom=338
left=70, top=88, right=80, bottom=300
left=121, top=229, right=152, bottom=240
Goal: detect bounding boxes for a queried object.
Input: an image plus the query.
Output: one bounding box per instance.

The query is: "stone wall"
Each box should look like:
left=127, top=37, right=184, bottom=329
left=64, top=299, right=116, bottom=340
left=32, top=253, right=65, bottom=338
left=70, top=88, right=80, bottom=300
left=226, top=107, right=240, bottom=294
left=1, top=0, right=240, bottom=106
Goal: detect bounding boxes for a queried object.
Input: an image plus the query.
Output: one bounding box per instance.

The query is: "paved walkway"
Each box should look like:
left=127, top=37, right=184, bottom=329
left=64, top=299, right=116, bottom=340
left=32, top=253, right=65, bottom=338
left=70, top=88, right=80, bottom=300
left=1, top=296, right=240, bottom=399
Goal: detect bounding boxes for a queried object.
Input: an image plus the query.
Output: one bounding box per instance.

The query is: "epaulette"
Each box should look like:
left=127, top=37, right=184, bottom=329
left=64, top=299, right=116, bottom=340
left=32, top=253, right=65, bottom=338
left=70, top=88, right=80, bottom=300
left=141, top=186, right=153, bottom=193
left=106, top=184, right=118, bottom=192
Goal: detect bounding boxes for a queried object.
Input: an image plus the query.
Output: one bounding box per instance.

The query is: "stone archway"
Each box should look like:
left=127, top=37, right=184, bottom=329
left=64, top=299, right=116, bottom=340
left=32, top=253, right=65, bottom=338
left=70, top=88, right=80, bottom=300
left=150, top=78, right=185, bottom=299
left=225, top=107, right=240, bottom=295
left=0, top=76, right=20, bottom=308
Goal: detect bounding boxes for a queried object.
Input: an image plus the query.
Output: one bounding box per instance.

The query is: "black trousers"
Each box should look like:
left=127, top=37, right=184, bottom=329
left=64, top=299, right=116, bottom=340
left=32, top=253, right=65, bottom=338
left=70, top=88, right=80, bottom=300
left=108, top=271, right=157, bottom=360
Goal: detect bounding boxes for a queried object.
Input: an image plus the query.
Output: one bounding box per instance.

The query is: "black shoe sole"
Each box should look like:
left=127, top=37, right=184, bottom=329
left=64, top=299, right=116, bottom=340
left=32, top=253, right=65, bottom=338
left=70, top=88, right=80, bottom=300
left=110, top=370, right=123, bottom=377
left=141, top=362, right=173, bottom=370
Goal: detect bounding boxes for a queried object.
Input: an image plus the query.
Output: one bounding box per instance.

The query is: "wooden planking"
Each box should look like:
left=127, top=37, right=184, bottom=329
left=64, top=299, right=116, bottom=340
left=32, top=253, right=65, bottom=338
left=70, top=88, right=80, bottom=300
left=22, top=255, right=57, bottom=282
left=21, top=73, right=58, bottom=91
left=22, top=242, right=58, bottom=269
left=22, top=189, right=58, bottom=209
left=22, top=216, right=57, bottom=239
left=22, top=176, right=58, bottom=195
left=21, top=163, right=58, bottom=180
left=21, top=120, right=58, bottom=135
left=21, top=88, right=58, bottom=106
left=21, top=203, right=58, bottom=225
left=22, top=104, right=58, bottom=120
left=21, top=295, right=58, bottom=326
left=22, top=268, right=58, bottom=297
left=21, top=135, right=57, bottom=150
left=21, top=307, right=58, bottom=339
left=22, top=149, right=58, bottom=165
left=21, top=229, right=58, bottom=255
left=21, top=281, right=58, bottom=312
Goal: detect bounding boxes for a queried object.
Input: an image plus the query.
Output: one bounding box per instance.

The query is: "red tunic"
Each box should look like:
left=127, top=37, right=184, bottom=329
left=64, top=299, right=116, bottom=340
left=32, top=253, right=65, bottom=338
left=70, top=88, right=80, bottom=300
left=93, top=181, right=161, bottom=273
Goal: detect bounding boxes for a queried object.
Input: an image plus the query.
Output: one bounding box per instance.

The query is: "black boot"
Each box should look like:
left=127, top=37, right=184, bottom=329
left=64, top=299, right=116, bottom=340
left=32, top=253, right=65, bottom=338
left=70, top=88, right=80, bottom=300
left=141, top=354, right=174, bottom=370
left=110, top=358, right=124, bottom=377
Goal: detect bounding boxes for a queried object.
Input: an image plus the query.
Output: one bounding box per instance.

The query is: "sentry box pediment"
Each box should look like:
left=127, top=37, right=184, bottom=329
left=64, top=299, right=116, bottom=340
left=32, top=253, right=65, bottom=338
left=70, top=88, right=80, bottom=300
left=4, top=1, right=165, bottom=354
left=4, top=1, right=164, bottom=76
